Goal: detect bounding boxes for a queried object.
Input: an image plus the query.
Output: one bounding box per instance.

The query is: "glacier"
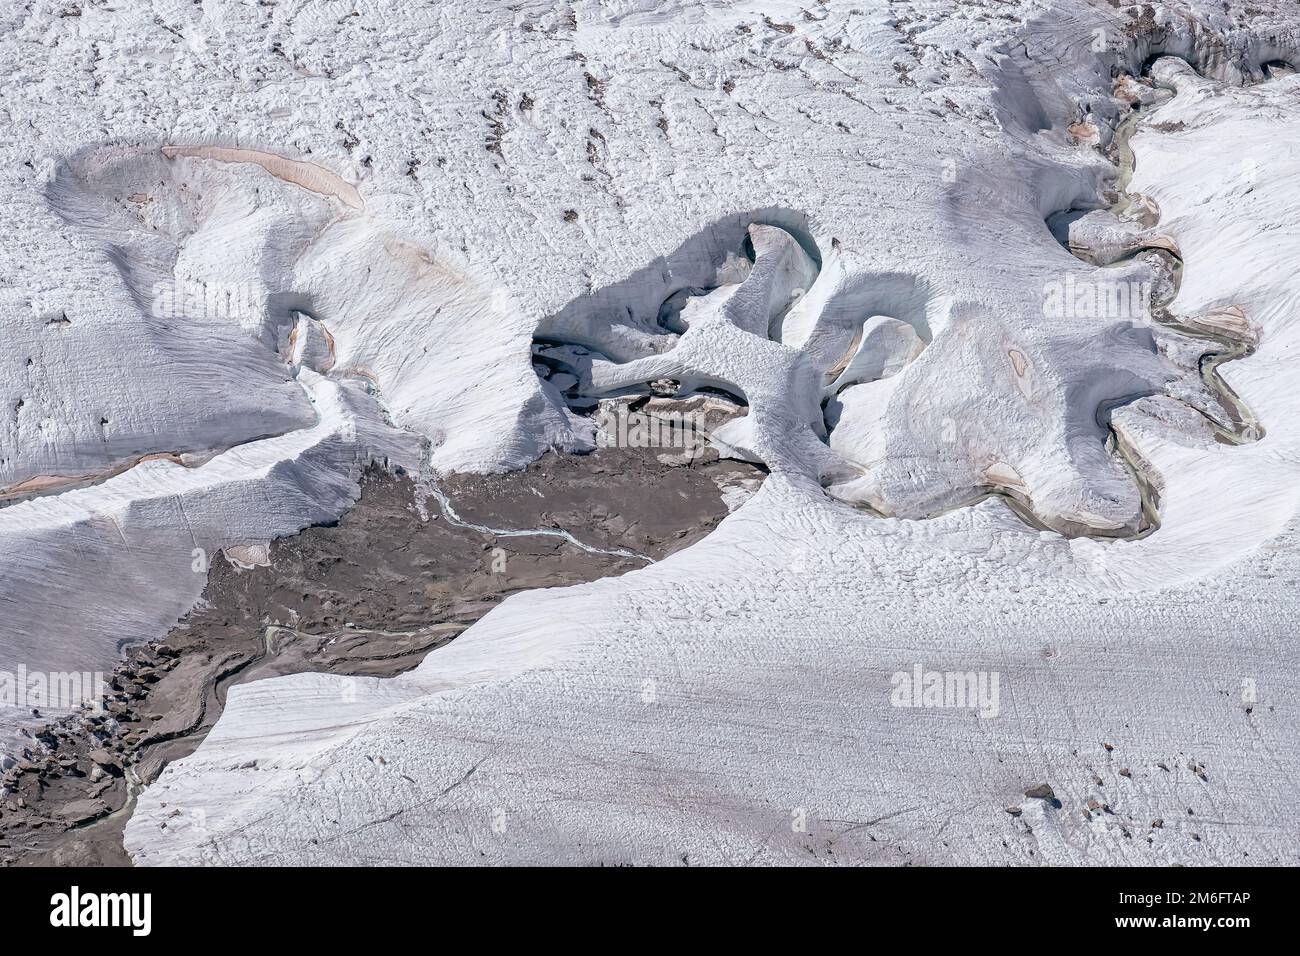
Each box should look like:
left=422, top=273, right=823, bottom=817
left=0, top=0, right=1297, bottom=865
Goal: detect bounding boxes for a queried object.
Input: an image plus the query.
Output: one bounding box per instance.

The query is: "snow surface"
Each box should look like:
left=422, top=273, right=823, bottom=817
left=0, top=0, right=1297, bottom=864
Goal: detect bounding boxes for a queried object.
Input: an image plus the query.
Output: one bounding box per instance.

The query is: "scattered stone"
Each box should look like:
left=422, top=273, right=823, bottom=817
left=58, top=799, right=108, bottom=825
left=87, top=749, right=118, bottom=770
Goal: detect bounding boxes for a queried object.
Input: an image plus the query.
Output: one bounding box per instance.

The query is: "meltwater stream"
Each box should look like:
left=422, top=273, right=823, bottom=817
left=422, top=476, right=655, bottom=564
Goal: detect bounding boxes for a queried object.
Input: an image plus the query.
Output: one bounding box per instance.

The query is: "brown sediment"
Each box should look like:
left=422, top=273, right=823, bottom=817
left=0, top=447, right=760, bottom=866
left=1103, top=81, right=1264, bottom=447
left=161, top=145, right=363, bottom=210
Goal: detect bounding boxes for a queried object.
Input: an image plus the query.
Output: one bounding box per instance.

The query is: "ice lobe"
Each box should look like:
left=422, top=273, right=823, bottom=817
left=550, top=198, right=1229, bottom=539
left=45, top=144, right=581, bottom=476
left=1, top=149, right=321, bottom=500
left=823, top=316, right=926, bottom=397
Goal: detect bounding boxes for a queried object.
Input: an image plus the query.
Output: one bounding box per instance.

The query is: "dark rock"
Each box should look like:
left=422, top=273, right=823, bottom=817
left=87, top=749, right=118, bottom=769
left=1024, top=783, right=1056, bottom=801
left=58, top=798, right=109, bottom=825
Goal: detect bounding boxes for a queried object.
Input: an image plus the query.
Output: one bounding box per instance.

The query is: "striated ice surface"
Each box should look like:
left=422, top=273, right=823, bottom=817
left=0, top=0, right=1297, bottom=864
